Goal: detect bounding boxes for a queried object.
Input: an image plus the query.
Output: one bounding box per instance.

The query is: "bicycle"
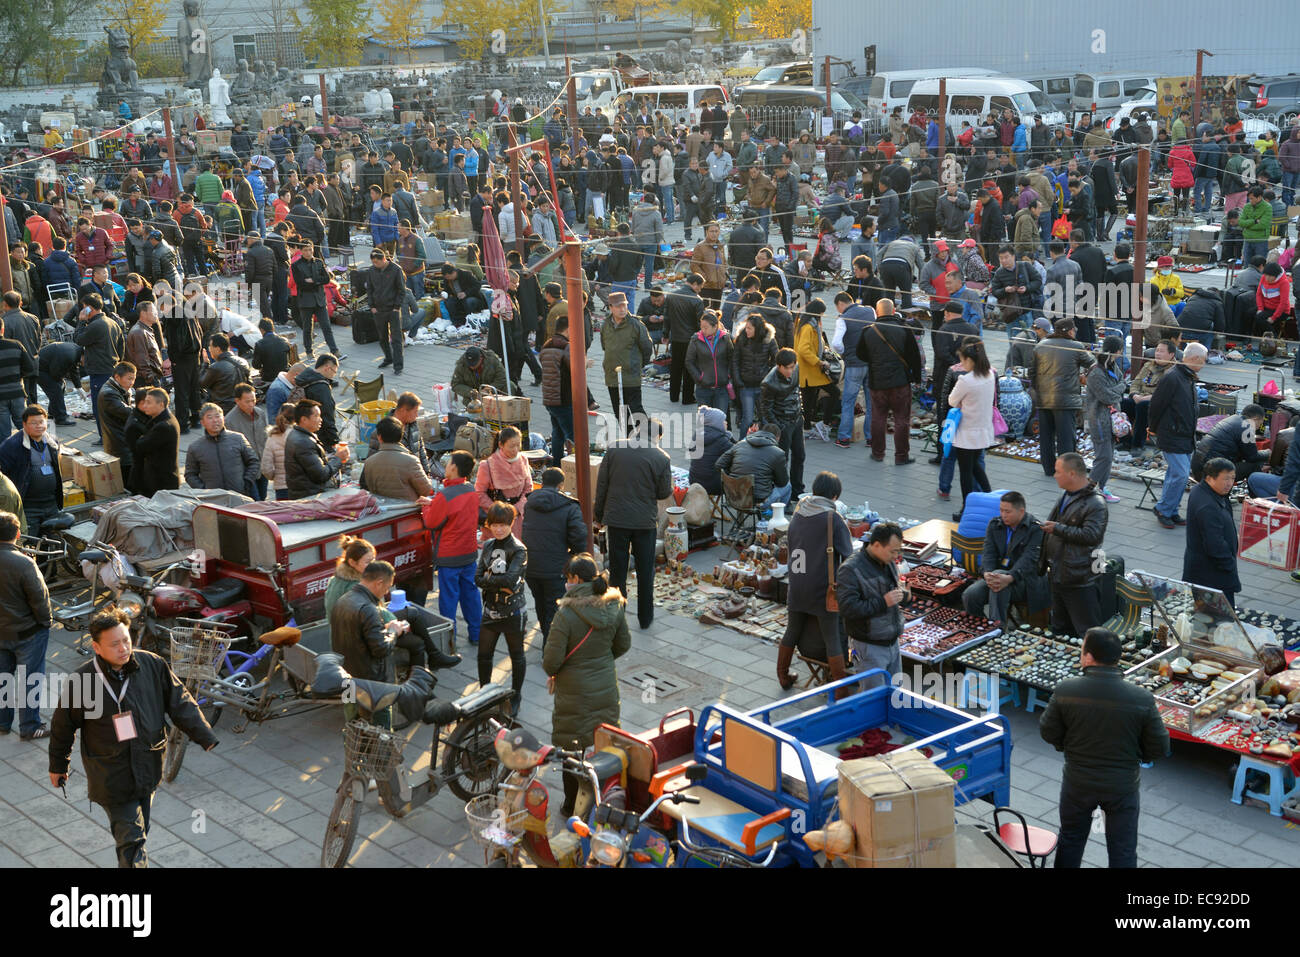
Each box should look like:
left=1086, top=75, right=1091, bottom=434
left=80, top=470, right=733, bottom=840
left=159, top=565, right=326, bottom=783
left=320, top=681, right=513, bottom=868
left=161, top=621, right=233, bottom=783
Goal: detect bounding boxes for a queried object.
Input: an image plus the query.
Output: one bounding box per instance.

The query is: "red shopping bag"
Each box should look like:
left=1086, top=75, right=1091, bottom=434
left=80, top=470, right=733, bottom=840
left=1238, top=497, right=1300, bottom=570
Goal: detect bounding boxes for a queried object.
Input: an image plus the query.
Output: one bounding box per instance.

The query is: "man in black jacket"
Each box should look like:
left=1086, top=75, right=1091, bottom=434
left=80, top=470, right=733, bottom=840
left=1149, top=343, right=1207, bottom=528
left=36, top=340, right=83, bottom=426
left=284, top=397, right=348, bottom=498
left=595, top=418, right=673, bottom=629
left=521, top=467, right=589, bottom=644
left=0, top=509, right=51, bottom=739
left=266, top=224, right=291, bottom=327
left=1039, top=627, right=1168, bottom=868
left=760, top=349, right=806, bottom=497
left=286, top=195, right=325, bottom=249
left=728, top=219, right=764, bottom=275
left=1068, top=229, right=1107, bottom=343
left=857, top=301, right=922, bottom=466
left=1103, top=242, right=1134, bottom=338
left=664, top=274, right=705, bottom=404
left=251, top=318, right=291, bottom=383
left=291, top=241, right=339, bottom=358
left=836, top=522, right=907, bottom=690
left=331, top=561, right=405, bottom=728
left=49, top=607, right=218, bottom=867
left=1177, top=287, right=1225, bottom=349
left=1039, top=452, right=1109, bottom=638
left=1183, top=458, right=1242, bottom=606
left=1192, top=405, right=1266, bottom=482
left=439, top=261, right=487, bottom=328
left=199, top=333, right=252, bottom=414
left=129, top=388, right=181, bottom=496
left=366, top=247, right=407, bottom=374
left=97, top=361, right=135, bottom=472
left=295, top=354, right=340, bottom=449
left=71, top=292, right=125, bottom=444
left=243, top=232, right=275, bottom=321
left=962, top=491, right=1050, bottom=625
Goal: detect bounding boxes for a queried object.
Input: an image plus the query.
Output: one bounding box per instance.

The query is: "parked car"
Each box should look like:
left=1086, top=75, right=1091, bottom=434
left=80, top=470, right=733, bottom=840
left=1238, top=74, right=1300, bottom=125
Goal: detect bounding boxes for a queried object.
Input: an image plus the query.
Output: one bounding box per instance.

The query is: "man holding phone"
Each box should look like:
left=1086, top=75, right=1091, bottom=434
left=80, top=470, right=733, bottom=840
left=835, top=522, right=908, bottom=689
left=49, top=608, right=218, bottom=867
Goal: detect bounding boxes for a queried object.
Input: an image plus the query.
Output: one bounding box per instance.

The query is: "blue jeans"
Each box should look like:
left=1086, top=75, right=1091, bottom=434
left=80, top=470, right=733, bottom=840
left=1283, top=170, right=1299, bottom=208
left=0, top=396, right=26, bottom=438
left=1157, top=452, right=1191, bottom=519
left=1242, top=240, right=1269, bottom=266
left=1248, top=472, right=1282, bottom=499
left=611, top=280, right=637, bottom=312
left=765, top=483, right=792, bottom=506
left=659, top=185, right=675, bottom=224
left=547, top=404, right=575, bottom=466
left=1193, top=177, right=1216, bottom=213
left=89, top=373, right=111, bottom=437
left=756, top=207, right=770, bottom=237
left=736, top=386, right=761, bottom=437
left=713, top=180, right=727, bottom=210
left=1038, top=209, right=1053, bottom=256
left=437, top=563, right=482, bottom=645
left=695, top=385, right=729, bottom=419
left=640, top=244, right=658, bottom=289
left=253, top=207, right=266, bottom=237
left=838, top=365, right=870, bottom=442
left=938, top=448, right=958, bottom=494
left=0, top=628, right=49, bottom=735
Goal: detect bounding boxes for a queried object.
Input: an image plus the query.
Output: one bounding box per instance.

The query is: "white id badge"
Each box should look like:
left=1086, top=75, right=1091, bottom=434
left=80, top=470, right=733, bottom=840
left=113, top=711, right=138, bottom=742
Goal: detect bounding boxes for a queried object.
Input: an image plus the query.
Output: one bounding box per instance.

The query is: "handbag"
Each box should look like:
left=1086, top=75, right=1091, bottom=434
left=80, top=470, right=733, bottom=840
left=1110, top=408, right=1133, bottom=437
left=819, top=331, right=844, bottom=382
left=992, top=406, right=1009, bottom=436
left=547, top=624, right=595, bottom=694
left=825, top=511, right=840, bottom=613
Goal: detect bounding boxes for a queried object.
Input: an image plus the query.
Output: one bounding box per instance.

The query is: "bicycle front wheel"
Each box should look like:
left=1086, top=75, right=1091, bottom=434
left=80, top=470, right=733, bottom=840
left=441, top=711, right=504, bottom=802
left=161, top=726, right=188, bottom=783
left=321, top=777, right=362, bottom=868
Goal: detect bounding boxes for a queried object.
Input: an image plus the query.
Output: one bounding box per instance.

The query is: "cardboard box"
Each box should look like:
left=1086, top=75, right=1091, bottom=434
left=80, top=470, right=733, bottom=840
left=72, top=452, right=125, bottom=500
left=482, top=393, right=530, bottom=421
left=416, top=412, right=443, bottom=444
left=852, top=413, right=866, bottom=443
left=214, top=129, right=231, bottom=147
left=400, top=111, right=422, bottom=124
left=434, top=209, right=469, bottom=239
left=62, top=481, right=85, bottom=507
left=58, top=446, right=82, bottom=479
left=561, top=454, right=602, bottom=497
left=420, top=188, right=445, bottom=209
left=838, top=750, right=955, bottom=868
left=195, top=130, right=217, bottom=153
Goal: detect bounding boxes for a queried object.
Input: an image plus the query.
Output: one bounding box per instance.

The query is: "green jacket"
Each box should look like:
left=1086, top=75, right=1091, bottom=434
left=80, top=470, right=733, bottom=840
left=542, top=581, right=631, bottom=750
left=599, top=314, right=653, bottom=387
left=193, top=171, right=224, bottom=205
left=450, top=348, right=508, bottom=401
left=735, top=140, right=758, bottom=171
left=0, top=470, right=26, bottom=535
left=1238, top=198, right=1273, bottom=241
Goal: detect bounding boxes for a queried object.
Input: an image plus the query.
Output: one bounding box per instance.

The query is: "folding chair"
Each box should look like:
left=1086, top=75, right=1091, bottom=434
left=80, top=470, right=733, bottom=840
left=338, top=372, right=385, bottom=421
left=719, top=471, right=762, bottom=558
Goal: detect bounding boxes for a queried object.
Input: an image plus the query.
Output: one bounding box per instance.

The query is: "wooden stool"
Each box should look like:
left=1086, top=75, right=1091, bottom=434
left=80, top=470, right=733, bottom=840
left=797, top=655, right=831, bottom=689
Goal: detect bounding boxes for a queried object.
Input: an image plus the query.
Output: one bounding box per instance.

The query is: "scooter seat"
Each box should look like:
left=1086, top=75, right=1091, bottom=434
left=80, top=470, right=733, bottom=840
left=78, top=548, right=109, bottom=565
left=198, top=578, right=246, bottom=608
left=42, top=512, right=76, bottom=532
left=258, top=626, right=301, bottom=647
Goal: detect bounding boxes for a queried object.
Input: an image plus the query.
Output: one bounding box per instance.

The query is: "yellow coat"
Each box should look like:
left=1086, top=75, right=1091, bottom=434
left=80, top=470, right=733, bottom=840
left=1151, top=271, right=1185, bottom=306
left=794, top=317, right=830, bottom=388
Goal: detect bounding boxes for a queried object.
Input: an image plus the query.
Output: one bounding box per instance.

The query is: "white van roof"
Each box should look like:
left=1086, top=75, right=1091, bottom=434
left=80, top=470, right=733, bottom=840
left=624, top=84, right=728, bottom=96
left=871, top=68, right=998, bottom=80
left=907, top=76, right=1043, bottom=95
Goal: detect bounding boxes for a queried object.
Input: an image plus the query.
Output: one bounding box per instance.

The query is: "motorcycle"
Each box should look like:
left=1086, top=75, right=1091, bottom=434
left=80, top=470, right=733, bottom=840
left=123, top=552, right=257, bottom=653
left=567, top=789, right=699, bottom=868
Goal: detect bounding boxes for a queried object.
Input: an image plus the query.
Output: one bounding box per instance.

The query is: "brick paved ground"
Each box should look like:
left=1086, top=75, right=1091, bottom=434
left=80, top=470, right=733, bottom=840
left=4, top=229, right=1299, bottom=869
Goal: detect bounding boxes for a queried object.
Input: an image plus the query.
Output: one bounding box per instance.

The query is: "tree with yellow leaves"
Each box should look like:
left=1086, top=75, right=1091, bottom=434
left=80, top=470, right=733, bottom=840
left=375, top=0, right=424, bottom=64
left=293, top=0, right=369, bottom=67
left=97, top=0, right=167, bottom=60
left=440, top=0, right=508, bottom=61
left=746, top=0, right=811, bottom=40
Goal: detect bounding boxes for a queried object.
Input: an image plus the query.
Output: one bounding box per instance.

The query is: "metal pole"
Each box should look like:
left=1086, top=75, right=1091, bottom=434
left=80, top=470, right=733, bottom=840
left=162, top=106, right=180, bottom=200
left=937, top=77, right=947, bottom=162
left=1193, top=49, right=1214, bottom=129
left=824, top=55, right=832, bottom=121
left=539, top=0, right=551, bottom=68
left=564, top=240, right=594, bottom=549
left=0, top=193, right=12, bottom=294
left=566, top=56, right=580, bottom=156
left=1131, top=146, right=1150, bottom=376
left=506, top=123, right=526, bottom=258
left=319, top=74, right=330, bottom=133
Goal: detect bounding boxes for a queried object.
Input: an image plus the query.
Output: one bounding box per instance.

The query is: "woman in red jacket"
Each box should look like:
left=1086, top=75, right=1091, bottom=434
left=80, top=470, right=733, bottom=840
left=1255, top=261, right=1293, bottom=339
left=1168, top=141, right=1196, bottom=215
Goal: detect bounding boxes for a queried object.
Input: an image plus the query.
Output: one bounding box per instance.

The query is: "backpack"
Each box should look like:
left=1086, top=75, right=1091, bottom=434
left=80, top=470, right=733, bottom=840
left=846, top=123, right=864, bottom=146
left=453, top=422, right=494, bottom=459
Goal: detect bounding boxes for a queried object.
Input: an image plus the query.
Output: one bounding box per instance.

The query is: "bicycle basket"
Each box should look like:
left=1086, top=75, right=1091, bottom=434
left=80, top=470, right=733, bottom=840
left=342, top=720, right=404, bottom=779
left=464, top=793, right=529, bottom=849
left=167, top=621, right=235, bottom=683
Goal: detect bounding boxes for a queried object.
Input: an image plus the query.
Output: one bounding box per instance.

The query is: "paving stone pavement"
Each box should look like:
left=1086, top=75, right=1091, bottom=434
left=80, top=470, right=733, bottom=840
left=8, top=227, right=1300, bottom=869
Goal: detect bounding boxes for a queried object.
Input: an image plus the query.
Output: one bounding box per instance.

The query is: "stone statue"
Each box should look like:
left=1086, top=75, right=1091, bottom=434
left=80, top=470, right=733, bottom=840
left=177, top=0, right=214, bottom=89
left=253, top=59, right=271, bottom=94
left=230, top=58, right=255, bottom=101
left=209, top=69, right=232, bottom=126
left=100, top=26, right=141, bottom=96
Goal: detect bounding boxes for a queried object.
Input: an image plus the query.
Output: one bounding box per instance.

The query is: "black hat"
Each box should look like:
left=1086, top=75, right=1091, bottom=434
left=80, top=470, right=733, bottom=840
left=464, top=346, right=484, bottom=364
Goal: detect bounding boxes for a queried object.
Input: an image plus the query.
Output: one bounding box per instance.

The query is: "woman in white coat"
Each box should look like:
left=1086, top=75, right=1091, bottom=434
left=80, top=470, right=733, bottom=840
left=947, top=339, right=996, bottom=520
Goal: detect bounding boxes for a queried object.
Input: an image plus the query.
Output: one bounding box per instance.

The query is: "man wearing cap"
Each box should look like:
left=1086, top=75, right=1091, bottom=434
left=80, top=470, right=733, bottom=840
left=600, top=291, right=653, bottom=425
left=365, top=248, right=406, bottom=375
left=1008, top=316, right=1054, bottom=370
left=451, top=346, right=508, bottom=402
left=121, top=187, right=150, bottom=224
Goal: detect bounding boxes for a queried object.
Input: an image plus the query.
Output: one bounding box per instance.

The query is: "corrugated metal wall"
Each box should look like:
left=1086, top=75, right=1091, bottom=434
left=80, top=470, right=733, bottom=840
left=812, top=0, right=1297, bottom=79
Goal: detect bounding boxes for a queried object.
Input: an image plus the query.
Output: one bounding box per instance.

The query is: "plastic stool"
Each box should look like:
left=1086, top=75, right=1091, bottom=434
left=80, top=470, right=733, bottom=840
left=1023, top=687, right=1051, bottom=714
left=1231, top=756, right=1300, bottom=817
left=958, top=671, right=1020, bottom=714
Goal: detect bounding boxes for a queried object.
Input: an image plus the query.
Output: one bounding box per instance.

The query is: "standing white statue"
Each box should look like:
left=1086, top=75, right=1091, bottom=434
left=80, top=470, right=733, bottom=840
left=363, top=89, right=382, bottom=114
left=209, top=68, right=231, bottom=125
left=379, top=88, right=394, bottom=112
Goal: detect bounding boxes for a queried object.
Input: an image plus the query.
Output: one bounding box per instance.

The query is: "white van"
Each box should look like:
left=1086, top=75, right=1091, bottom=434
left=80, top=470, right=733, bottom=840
left=905, top=76, right=1067, bottom=128
left=1071, top=73, right=1160, bottom=119
left=858, top=68, right=998, bottom=119
left=1018, top=73, right=1077, bottom=113
left=614, top=84, right=729, bottom=128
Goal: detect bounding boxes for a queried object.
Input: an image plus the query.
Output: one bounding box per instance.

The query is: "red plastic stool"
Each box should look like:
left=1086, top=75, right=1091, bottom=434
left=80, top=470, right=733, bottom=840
left=994, top=806, right=1058, bottom=868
